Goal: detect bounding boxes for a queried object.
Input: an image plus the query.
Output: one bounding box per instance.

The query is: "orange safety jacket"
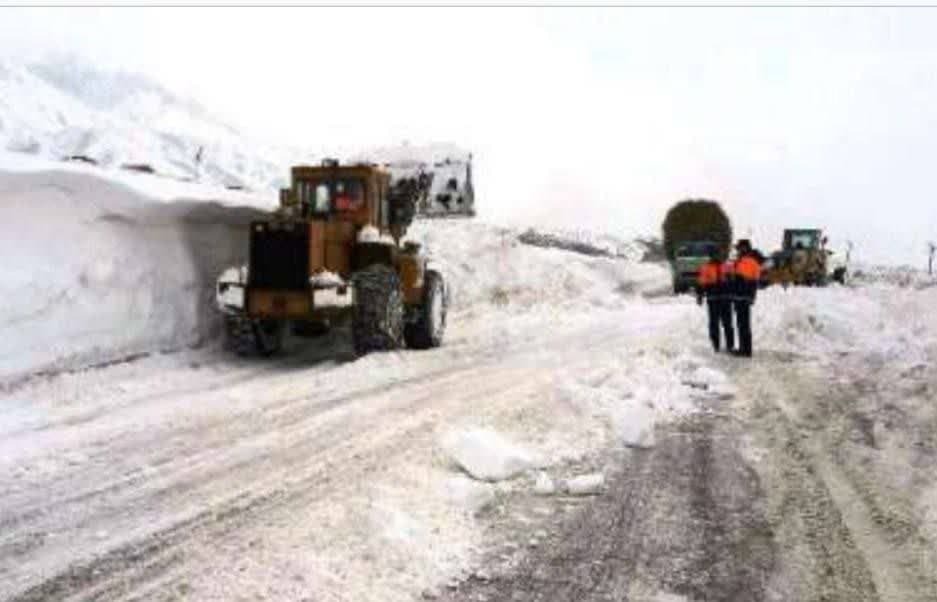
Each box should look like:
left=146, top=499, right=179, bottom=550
left=735, top=255, right=762, bottom=281
left=732, top=254, right=762, bottom=301
left=697, top=260, right=731, bottom=299
left=697, top=262, right=722, bottom=287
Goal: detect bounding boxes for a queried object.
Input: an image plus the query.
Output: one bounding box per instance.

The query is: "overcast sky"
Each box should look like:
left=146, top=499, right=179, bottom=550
left=3, top=6, right=937, bottom=266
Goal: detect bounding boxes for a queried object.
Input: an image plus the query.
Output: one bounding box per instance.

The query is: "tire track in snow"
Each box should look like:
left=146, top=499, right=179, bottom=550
left=2, top=317, right=653, bottom=601
left=6, top=363, right=569, bottom=601
left=732, top=356, right=936, bottom=602
left=439, top=411, right=778, bottom=602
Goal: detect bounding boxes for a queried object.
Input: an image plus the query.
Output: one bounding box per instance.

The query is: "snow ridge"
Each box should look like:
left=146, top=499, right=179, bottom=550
left=0, top=55, right=309, bottom=192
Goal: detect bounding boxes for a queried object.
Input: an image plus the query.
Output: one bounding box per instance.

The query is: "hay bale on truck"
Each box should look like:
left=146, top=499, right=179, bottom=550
left=662, top=199, right=732, bottom=295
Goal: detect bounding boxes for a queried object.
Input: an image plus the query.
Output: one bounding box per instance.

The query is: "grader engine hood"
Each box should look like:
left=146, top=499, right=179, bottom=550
left=248, top=221, right=309, bottom=290
left=237, top=219, right=357, bottom=318
left=249, top=220, right=356, bottom=283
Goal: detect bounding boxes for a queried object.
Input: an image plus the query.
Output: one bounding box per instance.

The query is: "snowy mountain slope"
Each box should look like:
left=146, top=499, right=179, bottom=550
left=0, top=56, right=308, bottom=192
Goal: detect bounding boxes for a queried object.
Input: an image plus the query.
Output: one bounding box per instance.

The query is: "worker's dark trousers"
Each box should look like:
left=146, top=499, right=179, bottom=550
left=733, top=299, right=753, bottom=357
left=707, top=298, right=734, bottom=352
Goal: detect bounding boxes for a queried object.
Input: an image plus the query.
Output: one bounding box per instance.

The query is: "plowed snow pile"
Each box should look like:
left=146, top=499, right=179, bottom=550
left=407, top=220, right=669, bottom=315
left=0, top=161, right=670, bottom=387
left=0, top=166, right=266, bottom=382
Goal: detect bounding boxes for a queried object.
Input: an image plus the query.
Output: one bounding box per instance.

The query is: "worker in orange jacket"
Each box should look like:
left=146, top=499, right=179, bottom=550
left=697, top=246, right=734, bottom=353
left=730, top=239, right=762, bottom=357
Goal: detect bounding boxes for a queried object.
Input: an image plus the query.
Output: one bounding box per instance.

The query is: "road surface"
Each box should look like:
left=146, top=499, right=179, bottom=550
left=3, top=291, right=937, bottom=602
left=441, top=346, right=937, bottom=602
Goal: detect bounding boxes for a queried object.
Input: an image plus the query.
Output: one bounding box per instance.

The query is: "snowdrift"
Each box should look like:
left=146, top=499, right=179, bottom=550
left=0, top=168, right=265, bottom=382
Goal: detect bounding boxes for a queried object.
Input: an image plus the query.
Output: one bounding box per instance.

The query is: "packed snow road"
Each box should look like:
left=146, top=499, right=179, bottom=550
left=442, top=284, right=937, bottom=602
left=0, top=300, right=684, bottom=602
left=443, top=351, right=937, bottom=602
left=6, top=281, right=937, bottom=602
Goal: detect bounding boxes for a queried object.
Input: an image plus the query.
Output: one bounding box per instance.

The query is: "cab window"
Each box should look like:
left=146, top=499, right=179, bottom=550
left=315, top=184, right=331, bottom=213
left=295, top=178, right=365, bottom=214
left=334, top=179, right=365, bottom=212
left=790, top=232, right=818, bottom=249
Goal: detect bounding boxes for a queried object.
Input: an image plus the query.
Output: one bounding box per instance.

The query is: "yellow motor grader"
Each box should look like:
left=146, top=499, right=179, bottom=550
left=216, top=159, right=447, bottom=355
left=763, top=228, right=832, bottom=287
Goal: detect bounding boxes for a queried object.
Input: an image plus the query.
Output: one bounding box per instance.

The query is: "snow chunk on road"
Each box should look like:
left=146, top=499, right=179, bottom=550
left=681, top=365, right=737, bottom=401
left=614, top=402, right=658, bottom=449
left=683, top=366, right=728, bottom=388
left=563, top=473, right=605, bottom=496
left=441, top=428, right=535, bottom=482
left=533, top=471, right=557, bottom=496
left=443, top=475, right=496, bottom=513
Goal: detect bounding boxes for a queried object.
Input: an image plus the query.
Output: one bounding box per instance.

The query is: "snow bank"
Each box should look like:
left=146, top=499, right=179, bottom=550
left=0, top=168, right=264, bottom=382
left=441, top=428, right=536, bottom=482
left=0, top=150, right=276, bottom=210
left=517, top=227, right=648, bottom=262
left=756, top=282, right=937, bottom=360
left=0, top=160, right=670, bottom=384
left=850, top=264, right=937, bottom=289
left=406, top=220, right=670, bottom=315
left=554, top=348, right=708, bottom=453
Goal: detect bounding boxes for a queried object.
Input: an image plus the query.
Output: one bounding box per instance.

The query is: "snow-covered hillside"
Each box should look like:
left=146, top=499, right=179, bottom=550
left=0, top=55, right=308, bottom=192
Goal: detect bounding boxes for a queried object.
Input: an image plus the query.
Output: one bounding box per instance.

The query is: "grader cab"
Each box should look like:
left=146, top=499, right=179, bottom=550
left=216, top=160, right=447, bottom=355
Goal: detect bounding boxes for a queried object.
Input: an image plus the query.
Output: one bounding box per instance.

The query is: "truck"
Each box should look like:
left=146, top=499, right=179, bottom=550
left=661, top=199, right=733, bottom=294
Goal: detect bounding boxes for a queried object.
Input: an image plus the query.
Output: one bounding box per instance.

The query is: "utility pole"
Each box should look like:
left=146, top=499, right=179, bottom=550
left=928, top=242, right=935, bottom=276
left=195, top=146, right=204, bottom=182
left=846, top=240, right=854, bottom=267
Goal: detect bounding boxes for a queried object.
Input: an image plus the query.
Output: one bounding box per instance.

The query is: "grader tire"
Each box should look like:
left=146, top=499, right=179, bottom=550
left=224, top=315, right=284, bottom=357
left=351, top=265, right=405, bottom=355
left=225, top=314, right=255, bottom=356
left=404, top=270, right=447, bottom=350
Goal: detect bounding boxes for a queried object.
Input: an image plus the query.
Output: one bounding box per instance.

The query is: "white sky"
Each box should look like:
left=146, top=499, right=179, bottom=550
left=3, top=6, right=937, bottom=266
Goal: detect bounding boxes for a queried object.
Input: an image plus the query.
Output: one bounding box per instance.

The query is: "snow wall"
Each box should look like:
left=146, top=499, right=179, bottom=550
left=0, top=169, right=266, bottom=382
